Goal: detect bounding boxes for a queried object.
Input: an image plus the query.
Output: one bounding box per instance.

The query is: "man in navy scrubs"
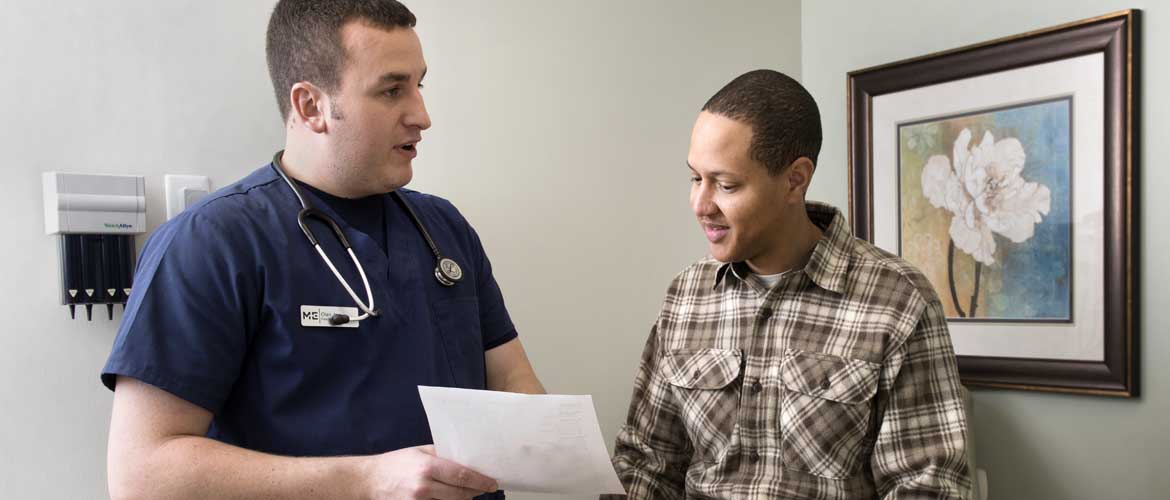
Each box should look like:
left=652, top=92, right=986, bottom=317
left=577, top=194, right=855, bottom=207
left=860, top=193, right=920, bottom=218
left=102, top=1, right=544, bottom=499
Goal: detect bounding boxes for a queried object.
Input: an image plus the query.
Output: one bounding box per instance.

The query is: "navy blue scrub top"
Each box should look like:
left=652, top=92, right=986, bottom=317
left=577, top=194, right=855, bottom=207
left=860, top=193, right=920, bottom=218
left=102, top=163, right=517, bottom=487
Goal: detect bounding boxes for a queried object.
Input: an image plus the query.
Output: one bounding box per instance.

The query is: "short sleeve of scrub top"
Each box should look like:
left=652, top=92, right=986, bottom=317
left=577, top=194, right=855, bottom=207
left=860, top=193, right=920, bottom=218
left=101, top=166, right=519, bottom=463
left=100, top=199, right=262, bottom=412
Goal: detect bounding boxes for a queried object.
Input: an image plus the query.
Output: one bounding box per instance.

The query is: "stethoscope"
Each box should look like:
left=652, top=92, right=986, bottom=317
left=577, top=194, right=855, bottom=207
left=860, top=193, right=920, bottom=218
left=271, top=151, right=463, bottom=325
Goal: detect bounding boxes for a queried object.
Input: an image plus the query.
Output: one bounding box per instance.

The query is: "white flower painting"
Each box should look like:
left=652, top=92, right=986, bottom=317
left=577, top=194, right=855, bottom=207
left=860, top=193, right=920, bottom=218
left=921, top=128, right=1052, bottom=266
left=899, top=99, right=1071, bottom=320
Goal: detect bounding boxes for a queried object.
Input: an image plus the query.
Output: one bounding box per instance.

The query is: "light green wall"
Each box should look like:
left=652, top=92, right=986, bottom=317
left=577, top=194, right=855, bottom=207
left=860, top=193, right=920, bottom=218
left=801, top=1, right=1168, bottom=498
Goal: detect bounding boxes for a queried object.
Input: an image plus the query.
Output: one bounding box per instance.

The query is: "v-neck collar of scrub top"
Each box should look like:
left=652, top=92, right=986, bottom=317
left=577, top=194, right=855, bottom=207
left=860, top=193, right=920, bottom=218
left=263, top=163, right=422, bottom=327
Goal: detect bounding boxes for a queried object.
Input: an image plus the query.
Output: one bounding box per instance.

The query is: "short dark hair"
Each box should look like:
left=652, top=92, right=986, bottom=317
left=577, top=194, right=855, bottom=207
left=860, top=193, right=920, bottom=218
left=702, top=69, right=822, bottom=175
left=266, top=0, right=417, bottom=121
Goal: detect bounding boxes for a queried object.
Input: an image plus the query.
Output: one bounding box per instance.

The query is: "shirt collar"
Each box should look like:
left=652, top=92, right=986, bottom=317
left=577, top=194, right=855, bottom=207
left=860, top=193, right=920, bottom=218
left=714, top=202, right=853, bottom=294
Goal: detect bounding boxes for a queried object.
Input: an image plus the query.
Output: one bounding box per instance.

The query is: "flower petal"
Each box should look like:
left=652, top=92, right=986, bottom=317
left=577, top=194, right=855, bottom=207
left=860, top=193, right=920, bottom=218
left=950, top=215, right=996, bottom=265
left=992, top=136, right=1026, bottom=179
left=921, top=155, right=955, bottom=209
left=972, top=186, right=992, bottom=216
left=986, top=182, right=1052, bottom=242
left=944, top=175, right=968, bottom=214
left=964, top=161, right=988, bottom=203
left=966, top=131, right=995, bottom=186
left=979, top=130, right=996, bottom=153
left=952, top=128, right=972, bottom=177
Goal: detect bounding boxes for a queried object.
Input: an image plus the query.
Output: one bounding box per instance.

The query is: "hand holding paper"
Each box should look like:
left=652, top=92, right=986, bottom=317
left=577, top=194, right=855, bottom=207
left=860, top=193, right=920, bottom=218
left=418, top=386, right=626, bottom=495
left=363, top=444, right=499, bottom=499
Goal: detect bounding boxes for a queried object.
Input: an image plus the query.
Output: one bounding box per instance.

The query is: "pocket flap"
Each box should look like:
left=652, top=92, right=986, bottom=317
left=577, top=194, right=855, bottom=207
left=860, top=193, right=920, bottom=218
left=663, top=348, right=742, bottom=389
left=780, top=350, right=879, bottom=404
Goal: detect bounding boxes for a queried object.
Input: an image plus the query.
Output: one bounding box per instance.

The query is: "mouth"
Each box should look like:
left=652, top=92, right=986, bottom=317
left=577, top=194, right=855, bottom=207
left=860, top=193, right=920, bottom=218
left=700, top=221, right=730, bottom=243
left=394, top=139, right=420, bottom=159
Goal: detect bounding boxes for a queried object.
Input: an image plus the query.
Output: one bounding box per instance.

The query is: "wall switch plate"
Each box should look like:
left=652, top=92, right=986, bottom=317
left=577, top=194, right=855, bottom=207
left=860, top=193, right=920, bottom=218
left=164, top=175, right=211, bottom=220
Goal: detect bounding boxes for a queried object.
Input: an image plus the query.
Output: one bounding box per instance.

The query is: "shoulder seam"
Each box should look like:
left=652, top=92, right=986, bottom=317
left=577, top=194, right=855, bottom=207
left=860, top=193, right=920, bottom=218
left=196, top=175, right=284, bottom=212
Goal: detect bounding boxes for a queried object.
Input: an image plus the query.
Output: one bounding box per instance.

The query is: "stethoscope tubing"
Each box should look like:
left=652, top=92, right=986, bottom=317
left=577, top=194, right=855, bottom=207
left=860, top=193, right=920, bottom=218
left=271, top=151, right=462, bottom=324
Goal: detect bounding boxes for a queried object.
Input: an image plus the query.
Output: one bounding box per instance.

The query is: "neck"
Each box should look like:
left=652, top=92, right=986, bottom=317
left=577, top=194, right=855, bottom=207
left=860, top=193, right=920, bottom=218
left=745, top=205, right=824, bottom=275
left=280, top=137, right=364, bottom=199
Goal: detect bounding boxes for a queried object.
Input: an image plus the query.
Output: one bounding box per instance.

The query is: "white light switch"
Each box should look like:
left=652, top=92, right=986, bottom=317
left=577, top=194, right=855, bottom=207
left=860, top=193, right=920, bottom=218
left=164, top=175, right=211, bottom=220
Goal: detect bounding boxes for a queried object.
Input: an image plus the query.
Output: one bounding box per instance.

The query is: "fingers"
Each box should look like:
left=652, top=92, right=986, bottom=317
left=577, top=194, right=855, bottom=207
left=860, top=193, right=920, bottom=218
left=428, top=457, right=498, bottom=494
left=416, top=480, right=487, bottom=500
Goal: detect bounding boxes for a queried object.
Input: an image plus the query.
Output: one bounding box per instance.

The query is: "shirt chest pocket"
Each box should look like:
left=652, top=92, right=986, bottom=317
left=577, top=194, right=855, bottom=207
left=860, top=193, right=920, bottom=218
left=661, top=348, right=742, bottom=464
left=779, top=349, right=880, bottom=479
left=432, top=296, right=486, bottom=389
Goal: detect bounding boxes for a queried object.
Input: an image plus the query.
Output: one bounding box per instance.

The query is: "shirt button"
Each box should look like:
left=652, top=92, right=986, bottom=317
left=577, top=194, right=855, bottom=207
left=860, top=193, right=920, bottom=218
left=760, top=308, right=773, bottom=319
left=749, top=450, right=761, bottom=463
left=692, top=370, right=701, bottom=381
left=751, top=381, right=763, bottom=394
left=820, top=378, right=832, bottom=390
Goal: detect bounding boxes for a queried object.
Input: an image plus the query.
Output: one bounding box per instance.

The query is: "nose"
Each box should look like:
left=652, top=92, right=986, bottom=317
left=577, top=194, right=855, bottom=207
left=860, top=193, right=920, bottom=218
left=405, top=91, right=432, bottom=130
left=691, top=181, right=717, bottom=218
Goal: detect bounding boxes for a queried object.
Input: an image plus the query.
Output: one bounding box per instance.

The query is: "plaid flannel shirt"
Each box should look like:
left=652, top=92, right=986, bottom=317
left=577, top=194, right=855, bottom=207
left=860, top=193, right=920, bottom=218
left=605, top=203, right=971, bottom=499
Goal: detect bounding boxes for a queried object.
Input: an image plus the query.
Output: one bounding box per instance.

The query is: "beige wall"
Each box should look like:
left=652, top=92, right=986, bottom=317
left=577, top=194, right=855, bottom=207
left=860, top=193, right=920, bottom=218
left=0, top=1, right=802, bottom=498
left=410, top=3, right=802, bottom=499
left=801, top=1, right=1169, bottom=498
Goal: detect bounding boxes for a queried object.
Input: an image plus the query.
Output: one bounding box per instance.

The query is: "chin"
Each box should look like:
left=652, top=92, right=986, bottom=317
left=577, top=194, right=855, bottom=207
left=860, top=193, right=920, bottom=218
left=708, top=245, right=739, bottom=264
left=382, top=167, right=413, bottom=191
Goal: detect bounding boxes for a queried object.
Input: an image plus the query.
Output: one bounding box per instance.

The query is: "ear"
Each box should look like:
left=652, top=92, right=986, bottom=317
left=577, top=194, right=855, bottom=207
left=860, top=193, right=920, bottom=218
left=783, top=157, right=815, bottom=204
left=288, top=82, right=329, bottom=134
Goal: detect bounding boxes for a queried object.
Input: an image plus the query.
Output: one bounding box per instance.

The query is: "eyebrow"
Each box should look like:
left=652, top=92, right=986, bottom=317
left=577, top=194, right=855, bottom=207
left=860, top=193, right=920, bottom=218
left=687, top=163, right=728, bottom=178
left=377, top=68, right=427, bottom=85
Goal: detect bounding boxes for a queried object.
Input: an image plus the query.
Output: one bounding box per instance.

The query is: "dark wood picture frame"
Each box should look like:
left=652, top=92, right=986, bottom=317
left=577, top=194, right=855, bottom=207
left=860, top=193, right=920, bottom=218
left=847, top=10, right=1140, bottom=397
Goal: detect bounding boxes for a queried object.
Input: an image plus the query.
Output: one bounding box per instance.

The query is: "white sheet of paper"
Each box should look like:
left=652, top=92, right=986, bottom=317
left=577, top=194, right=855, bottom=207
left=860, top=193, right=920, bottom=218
left=418, top=386, right=626, bottom=495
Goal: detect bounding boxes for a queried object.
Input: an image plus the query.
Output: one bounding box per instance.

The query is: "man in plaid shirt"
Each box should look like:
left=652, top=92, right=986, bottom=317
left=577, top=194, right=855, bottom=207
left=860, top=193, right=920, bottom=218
left=605, top=70, right=971, bottom=499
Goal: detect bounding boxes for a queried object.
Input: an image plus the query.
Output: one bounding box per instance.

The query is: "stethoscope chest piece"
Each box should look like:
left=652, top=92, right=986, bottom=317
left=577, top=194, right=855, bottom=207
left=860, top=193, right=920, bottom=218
left=434, top=257, right=463, bottom=287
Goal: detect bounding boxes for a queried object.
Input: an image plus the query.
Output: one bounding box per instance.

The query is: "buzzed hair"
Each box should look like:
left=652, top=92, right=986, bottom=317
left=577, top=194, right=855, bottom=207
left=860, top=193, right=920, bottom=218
left=266, top=0, right=417, bottom=121
left=702, top=69, right=822, bottom=175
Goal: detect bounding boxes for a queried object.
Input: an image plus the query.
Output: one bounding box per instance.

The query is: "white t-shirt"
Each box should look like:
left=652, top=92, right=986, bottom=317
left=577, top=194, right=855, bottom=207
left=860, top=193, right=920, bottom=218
left=756, top=269, right=798, bottom=288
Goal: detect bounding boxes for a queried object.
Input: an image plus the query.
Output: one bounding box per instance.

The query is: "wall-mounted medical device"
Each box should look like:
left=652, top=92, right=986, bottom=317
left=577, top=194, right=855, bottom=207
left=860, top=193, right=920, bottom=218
left=43, top=172, right=146, bottom=320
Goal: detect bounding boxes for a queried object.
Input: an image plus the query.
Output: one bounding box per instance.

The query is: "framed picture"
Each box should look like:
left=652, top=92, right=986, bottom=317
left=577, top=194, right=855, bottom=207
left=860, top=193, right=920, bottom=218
left=847, top=10, right=1139, bottom=396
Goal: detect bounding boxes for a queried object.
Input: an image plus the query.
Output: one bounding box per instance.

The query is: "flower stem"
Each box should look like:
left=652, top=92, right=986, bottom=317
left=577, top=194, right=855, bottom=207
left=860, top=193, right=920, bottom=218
left=969, top=263, right=982, bottom=317
left=948, top=240, right=967, bottom=317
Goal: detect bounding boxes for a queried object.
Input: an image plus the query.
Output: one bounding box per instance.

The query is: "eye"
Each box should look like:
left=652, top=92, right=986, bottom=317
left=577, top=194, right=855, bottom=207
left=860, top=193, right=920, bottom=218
left=417, top=83, right=425, bottom=90
left=690, top=175, right=701, bottom=184
left=384, top=86, right=401, bottom=98
left=718, top=184, right=736, bottom=193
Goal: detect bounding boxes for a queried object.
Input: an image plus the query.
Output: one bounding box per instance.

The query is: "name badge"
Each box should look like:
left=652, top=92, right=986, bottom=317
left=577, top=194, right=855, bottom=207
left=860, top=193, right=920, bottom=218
left=300, top=305, right=360, bottom=328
